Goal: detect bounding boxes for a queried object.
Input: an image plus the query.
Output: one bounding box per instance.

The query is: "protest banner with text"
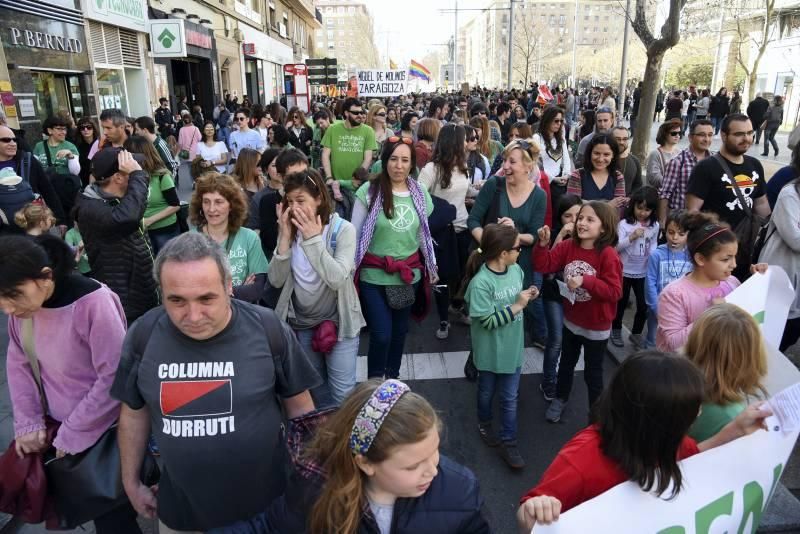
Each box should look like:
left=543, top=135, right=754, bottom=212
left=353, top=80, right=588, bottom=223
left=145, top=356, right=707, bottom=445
left=356, top=69, right=408, bottom=97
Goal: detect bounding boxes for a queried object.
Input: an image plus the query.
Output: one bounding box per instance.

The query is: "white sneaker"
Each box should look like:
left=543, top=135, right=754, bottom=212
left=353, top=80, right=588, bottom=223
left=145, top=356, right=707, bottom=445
left=436, top=321, right=450, bottom=339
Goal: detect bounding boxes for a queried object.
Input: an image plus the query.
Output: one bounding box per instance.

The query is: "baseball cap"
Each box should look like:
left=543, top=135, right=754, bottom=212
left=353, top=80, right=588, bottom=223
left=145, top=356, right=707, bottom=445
left=91, top=147, right=144, bottom=181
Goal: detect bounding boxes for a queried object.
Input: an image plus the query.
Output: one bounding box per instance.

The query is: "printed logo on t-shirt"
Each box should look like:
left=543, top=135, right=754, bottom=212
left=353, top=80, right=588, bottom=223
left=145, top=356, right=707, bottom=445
left=720, top=171, right=758, bottom=212
left=336, top=133, right=367, bottom=154
left=563, top=260, right=596, bottom=302
left=389, top=204, right=415, bottom=232
left=157, top=362, right=236, bottom=438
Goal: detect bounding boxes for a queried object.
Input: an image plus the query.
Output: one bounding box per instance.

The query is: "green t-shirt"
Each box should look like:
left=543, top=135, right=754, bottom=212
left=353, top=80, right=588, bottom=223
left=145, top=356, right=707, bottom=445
left=465, top=263, right=525, bottom=374
left=224, top=227, right=269, bottom=286
left=64, top=227, right=91, bottom=274
left=355, top=182, right=433, bottom=286
left=33, top=140, right=78, bottom=175
left=143, top=173, right=178, bottom=230
left=321, top=122, right=377, bottom=181
left=688, top=401, right=746, bottom=442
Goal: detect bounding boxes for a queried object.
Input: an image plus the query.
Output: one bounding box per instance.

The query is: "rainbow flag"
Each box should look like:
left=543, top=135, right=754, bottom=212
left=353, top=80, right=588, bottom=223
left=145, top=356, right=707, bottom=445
left=409, top=60, right=432, bottom=82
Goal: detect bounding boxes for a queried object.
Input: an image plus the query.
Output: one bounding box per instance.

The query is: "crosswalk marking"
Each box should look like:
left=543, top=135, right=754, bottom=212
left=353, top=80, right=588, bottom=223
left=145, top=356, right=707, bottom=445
left=356, top=347, right=585, bottom=381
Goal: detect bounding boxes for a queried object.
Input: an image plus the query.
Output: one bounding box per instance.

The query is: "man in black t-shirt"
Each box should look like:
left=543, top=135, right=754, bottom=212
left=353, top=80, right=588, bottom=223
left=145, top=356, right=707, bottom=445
left=112, top=233, right=320, bottom=532
left=686, top=114, right=771, bottom=279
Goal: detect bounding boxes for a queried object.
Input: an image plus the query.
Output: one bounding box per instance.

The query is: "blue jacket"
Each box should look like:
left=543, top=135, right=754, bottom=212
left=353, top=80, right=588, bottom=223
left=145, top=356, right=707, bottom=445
left=213, top=454, right=490, bottom=534
left=645, top=244, right=692, bottom=311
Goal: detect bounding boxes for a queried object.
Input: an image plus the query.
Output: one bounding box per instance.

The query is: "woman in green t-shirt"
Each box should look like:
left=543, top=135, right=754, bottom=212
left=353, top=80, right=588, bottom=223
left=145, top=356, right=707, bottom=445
left=124, top=136, right=180, bottom=255
left=684, top=303, right=767, bottom=442
left=351, top=137, right=437, bottom=380
left=189, top=172, right=269, bottom=303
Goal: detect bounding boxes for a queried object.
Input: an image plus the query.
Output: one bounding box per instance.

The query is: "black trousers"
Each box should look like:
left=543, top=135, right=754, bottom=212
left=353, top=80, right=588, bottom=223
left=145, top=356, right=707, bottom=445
left=556, top=326, right=608, bottom=409
left=613, top=276, right=647, bottom=334
left=781, top=317, right=800, bottom=352
left=94, top=501, right=142, bottom=534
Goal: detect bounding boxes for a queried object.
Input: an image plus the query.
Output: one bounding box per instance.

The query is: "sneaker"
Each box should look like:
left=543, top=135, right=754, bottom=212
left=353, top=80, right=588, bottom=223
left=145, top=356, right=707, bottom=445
left=629, top=333, right=645, bottom=349
left=436, top=321, right=450, bottom=340
left=478, top=422, right=501, bottom=447
left=610, top=329, right=624, bottom=348
left=500, top=440, right=526, bottom=469
left=532, top=337, right=546, bottom=350
left=545, top=398, right=566, bottom=423
left=539, top=382, right=555, bottom=402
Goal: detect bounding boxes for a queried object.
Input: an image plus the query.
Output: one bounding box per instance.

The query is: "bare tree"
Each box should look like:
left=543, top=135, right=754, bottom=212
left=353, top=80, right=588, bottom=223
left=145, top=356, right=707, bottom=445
left=734, top=0, right=778, bottom=102
left=630, top=0, right=689, bottom=162
left=512, top=11, right=538, bottom=88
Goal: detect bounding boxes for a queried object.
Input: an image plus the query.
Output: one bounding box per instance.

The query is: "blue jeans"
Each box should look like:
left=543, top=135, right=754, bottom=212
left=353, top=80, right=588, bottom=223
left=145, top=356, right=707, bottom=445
left=360, top=281, right=415, bottom=379
left=712, top=116, right=723, bottom=135
left=542, top=299, right=564, bottom=388
left=525, top=272, right=548, bottom=341
left=646, top=309, right=658, bottom=348
left=295, top=329, right=359, bottom=408
left=148, top=224, right=180, bottom=257
left=477, top=367, right=522, bottom=442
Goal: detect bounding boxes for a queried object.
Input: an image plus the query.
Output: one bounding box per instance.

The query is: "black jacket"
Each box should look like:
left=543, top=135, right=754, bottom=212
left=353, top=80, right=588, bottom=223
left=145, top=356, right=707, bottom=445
left=73, top=170, right=159, bottom=324
left=11, top=151, right=67, bottom=225
left=429, top=195, right=459, bottom=280
left=287, top=124, right=313, bottom=156
left=747, top=97, right=770, bottom=126
left=216, top=454, right=490, bottom=534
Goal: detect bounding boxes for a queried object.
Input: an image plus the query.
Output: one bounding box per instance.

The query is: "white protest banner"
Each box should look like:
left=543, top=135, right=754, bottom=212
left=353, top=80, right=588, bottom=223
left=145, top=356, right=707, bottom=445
left=723, top=266, right=800, bottom=395
left=356, top=69, right=408, bottom=97
left=537, top=419, right=799, bottom=534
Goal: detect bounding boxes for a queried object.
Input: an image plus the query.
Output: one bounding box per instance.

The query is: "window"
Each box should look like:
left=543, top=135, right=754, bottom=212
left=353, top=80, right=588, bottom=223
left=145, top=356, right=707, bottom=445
left=549, top=14, right=555, bottom=23
left=338, top=29, right=344, bottom=35
left=559, top=14, right=566, bottom=25
left=595, top=15, right=599, bottom=21
left=337, top=6, right=344, bottom=13
left=326, top=6, right=332, bottom=12
left=605, top=15, right=610, bottom=20
left=584, top=15, right=589, bottom=20
left=269, top=6, right=276, bottom=25
left=348, top=6, right=355, bottom=12
left=603, top=26, right=608, bottom=32
left=583, top=37, right=588, bottom=43
left=541, top=14, right=546, bottom=22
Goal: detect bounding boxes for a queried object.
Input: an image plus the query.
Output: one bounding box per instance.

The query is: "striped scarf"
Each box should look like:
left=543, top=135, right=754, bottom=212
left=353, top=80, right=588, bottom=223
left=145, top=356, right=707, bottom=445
left=355, top=178, right=437, bottom=280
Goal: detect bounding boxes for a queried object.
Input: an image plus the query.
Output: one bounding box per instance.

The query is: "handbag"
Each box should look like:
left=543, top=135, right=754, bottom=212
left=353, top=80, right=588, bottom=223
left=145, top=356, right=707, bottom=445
left=179, top=128, right=199, bottom=160
left=20, top=318, right=159, bottom=529
left=713, top=154, right=768, bottom=269
left=385, top=284, right=416, bottom=310
left=463, top=351, right=478, bottom=382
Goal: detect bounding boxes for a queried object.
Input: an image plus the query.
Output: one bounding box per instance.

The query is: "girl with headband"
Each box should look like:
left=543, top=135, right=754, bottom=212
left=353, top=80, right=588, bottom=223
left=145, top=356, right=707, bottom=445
left=656, top=212, right=768, bottom=351
left=218, top=379, right=489, bottom=533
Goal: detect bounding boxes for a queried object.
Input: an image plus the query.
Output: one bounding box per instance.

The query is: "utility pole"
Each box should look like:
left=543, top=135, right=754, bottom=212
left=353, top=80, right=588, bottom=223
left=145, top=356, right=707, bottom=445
left=454, top=0, right=459, bottom=88
left=571, top=0, right=579, bottom=87
left=507, top=0, right=514, bottom=90
left=710, top=10, right=727, bottom=92
left=618, top=0, right=631, bottom=123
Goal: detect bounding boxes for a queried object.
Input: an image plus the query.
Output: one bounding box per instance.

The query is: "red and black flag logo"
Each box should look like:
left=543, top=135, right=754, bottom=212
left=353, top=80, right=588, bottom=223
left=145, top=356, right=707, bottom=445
left=160, top=380, right=232, bottom=418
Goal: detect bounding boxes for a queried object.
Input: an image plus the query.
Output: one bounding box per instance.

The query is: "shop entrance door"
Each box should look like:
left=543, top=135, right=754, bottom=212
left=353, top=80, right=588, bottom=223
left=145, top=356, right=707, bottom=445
left=31, top=72, right=87, bottom=122
left=171, top=58, right=214, bottom=120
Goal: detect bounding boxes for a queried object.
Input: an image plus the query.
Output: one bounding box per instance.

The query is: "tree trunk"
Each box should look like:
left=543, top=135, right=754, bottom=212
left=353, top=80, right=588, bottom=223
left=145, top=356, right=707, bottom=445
left=631, top=53, right=664, bottom=163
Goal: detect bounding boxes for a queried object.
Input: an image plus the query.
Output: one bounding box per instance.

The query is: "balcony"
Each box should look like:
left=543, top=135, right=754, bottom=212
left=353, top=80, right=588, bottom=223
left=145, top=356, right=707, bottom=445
left=315, top=8, right=323, bottom=25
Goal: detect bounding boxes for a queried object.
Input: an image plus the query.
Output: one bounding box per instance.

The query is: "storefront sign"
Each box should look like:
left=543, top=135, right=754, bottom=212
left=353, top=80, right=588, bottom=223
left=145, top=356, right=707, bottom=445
left=149, top=19, right=186, bottom=58
left=242, top=43, right=256, bottom=56
left=84, top=0, right=147, bottom=32
left=18, top=99, right=34, bottom=118
left=239, top=24, right=292, bottom=65
left=9, top=27, right=83, bottom=54
left=186, top=29, right=211, bottom=49
left=355, top=69, right=408, bottom=97
left=2, top=12, right=91, bottom=72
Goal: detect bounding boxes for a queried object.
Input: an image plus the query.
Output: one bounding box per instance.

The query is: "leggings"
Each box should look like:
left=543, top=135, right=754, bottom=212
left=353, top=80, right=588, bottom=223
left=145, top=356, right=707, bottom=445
left=612, top=276, right=648, bottom=334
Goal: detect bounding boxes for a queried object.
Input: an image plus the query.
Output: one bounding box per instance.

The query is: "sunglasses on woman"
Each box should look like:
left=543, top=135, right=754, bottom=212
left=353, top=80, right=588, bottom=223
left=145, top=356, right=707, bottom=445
left=670, top=131, right=681, bottom=136
left=387, top=136, right=413, bottom=145
left=79, top=125, right=94, bottom=131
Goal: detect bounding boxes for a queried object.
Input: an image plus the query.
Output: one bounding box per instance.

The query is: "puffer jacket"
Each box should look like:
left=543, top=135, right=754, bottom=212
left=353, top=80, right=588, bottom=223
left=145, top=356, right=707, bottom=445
left=73, top=170, right=159, bottom=324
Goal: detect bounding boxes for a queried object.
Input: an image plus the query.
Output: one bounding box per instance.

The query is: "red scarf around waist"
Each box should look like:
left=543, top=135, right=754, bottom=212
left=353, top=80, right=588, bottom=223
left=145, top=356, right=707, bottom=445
left=354, top=250, right=430, bottom=322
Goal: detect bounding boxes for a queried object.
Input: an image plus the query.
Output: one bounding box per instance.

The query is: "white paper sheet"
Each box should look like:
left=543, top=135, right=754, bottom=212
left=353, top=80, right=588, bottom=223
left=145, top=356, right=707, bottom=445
left=768, top=382, right=800, bottom=432
left=557, top=280, right=576, bottom=305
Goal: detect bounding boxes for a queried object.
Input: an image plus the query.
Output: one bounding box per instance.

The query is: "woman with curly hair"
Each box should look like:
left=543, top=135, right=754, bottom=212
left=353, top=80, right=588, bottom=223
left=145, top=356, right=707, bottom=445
left=189, top=172, right=269, bottom=302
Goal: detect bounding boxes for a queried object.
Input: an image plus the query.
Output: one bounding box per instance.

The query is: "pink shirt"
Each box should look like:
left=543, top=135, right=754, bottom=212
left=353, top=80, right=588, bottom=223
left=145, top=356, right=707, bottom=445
left=656, top=274, right=740, bottom=352
left=6, top=285, right=126, bottom=454
left=178, top=124, right=201, bottom=159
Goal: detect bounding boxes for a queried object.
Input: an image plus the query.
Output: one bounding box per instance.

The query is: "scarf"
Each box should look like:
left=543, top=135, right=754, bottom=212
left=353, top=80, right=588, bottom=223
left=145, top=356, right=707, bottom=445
left=355, top=178, right=437, bottom=281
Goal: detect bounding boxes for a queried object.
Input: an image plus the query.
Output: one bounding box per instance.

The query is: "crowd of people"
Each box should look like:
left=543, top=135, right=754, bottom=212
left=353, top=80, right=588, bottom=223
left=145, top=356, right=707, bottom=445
left=0, top=83, right=798, bottom=533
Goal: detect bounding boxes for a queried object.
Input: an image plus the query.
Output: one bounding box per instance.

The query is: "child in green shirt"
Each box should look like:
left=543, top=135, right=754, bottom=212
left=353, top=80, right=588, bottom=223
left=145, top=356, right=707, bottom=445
left=64, top=223, right=91, bottom=275
left=463, top=223, right=539, bottom=470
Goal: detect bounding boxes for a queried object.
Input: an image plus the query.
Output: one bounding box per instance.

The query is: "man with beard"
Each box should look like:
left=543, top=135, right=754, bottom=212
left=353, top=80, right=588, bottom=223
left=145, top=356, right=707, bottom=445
left=686, top=114, right=771, bottom=280
left=321, top=97, right=377, bottom=183
left=611, top=126, right=642, bottom=195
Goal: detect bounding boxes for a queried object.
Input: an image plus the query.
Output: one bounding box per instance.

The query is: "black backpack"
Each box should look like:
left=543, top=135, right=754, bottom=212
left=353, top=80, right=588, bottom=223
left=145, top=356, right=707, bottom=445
left=42, top=145, right=82, bottom=225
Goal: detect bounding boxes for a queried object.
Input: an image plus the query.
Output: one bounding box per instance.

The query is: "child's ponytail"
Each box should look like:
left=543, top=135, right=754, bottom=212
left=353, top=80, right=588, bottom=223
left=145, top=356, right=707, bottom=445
left=457, top=223, right=519, bottom=299
left=683, top=211, right=736, bottom=263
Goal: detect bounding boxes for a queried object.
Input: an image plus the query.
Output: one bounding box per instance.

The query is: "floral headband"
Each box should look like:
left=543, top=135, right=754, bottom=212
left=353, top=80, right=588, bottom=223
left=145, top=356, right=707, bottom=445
left=349, top=380, right=410, bottom=455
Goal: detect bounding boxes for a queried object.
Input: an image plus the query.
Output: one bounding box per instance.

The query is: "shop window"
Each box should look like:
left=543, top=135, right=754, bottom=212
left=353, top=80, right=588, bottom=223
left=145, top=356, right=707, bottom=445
left=96, top=68, right=128, bottom=113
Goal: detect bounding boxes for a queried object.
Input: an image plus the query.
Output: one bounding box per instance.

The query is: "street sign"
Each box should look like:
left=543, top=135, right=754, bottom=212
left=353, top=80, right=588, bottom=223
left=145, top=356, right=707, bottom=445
left=149, top=20, right=187, bottom=58
left=306, top=57, right=338, bottom=86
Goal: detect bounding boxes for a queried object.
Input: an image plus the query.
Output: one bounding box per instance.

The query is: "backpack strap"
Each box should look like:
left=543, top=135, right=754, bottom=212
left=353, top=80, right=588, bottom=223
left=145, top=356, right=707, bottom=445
left=329, top=215, right=344, bottom=253
left=257, top=307, right=287, bottom=365
left=130, top=309, right=165, bottom=357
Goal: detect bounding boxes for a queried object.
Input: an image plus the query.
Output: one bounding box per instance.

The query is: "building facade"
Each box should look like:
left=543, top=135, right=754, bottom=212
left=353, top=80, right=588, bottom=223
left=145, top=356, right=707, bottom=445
left=313, top=0, right=380, bottom=81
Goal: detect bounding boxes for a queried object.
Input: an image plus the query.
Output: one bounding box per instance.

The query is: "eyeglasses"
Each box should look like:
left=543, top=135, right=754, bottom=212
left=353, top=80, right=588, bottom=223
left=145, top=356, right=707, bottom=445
left=387, top=136, right=413, bottom=145
left=729, top=130, right=755, bottom=139
left=349, top=109, right=366, bottom=115
left=376, top=112, right=386, bottom=117
left=52, top=126, right=68, bottom=131
left=0, top=137, right=17, bottom=143
left=79, top=125, right=94, bottom=131
left=467, top=136, right=477, bottom=142
left=553, top=119, right=564, bottom=124
left=669, top=131, right=681, bottom=136
left=236, top=116, right=247, bottom=122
